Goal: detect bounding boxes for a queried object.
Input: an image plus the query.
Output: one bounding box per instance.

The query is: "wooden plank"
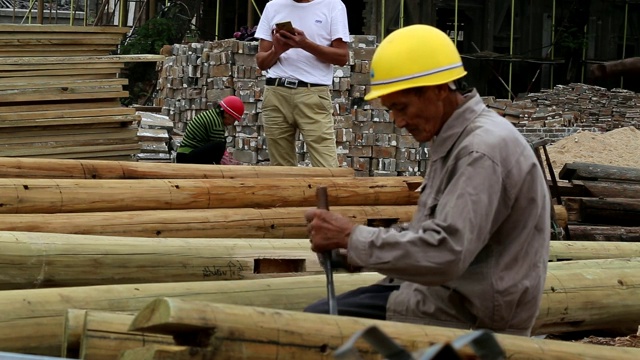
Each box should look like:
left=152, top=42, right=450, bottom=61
left=0, top=125, right=132, bottom=141
left=0, top=55, right=165, bottom=65
left=0, top=143, right=140, bottom=157
left=0, top=128, right=138, bottom=146
left=128, top=297, right=640, bottom=360
left=560, top=162, right=640, bottom=183
left=0, top=39, right=122, bottom=46
left=569, top=225, right=640, bottom=242
left=0, top=115, right=138, bottom=128
left=0, top=25, right=131, bottom=33
left=573, top=180, right=640, bottom=199
left=564, top=197, right=640, bottom=227
left=0, top=63, right=123, bottom=71
left=118, top=345, right=191, bottom=360
left=0, top=78, right=128, bottom=91
left=0, top=72, right=118, bottom=81
left=0, top=157, right=355, bottom=179
left=0, top=45, right=116, bottom=52
left=0, top=90, right=130, bottom=103
left=0, top=34, right=125, bottom=41
left=0, top=85, right=126, bottom=101
left=0, top=107, right=134, bottom=121
left=548, top=241, right=640, bottom=261
left=48, top=149, right=140, bottom=159
left=0, top=50, right=117, bottom=57
left=0, top=176, right=420, bottom=214
left=0, top=100, right=122, bottom=113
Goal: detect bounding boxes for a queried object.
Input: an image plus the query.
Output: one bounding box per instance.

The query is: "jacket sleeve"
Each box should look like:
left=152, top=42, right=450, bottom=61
left=347, top=151, right=506, bottom=286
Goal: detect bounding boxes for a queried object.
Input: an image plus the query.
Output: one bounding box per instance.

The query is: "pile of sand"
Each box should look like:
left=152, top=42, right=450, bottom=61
left=545, top=126, right=640, bottom=176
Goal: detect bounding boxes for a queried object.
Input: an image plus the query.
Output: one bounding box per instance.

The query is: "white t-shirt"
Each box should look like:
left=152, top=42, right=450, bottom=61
left=255, top=0, right=350, bottom=85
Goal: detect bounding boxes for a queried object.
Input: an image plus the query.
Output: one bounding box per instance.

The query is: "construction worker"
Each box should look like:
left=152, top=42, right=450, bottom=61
left=304, top=25, right=551, bottom=336
left=176, top=96, right=244, bottom=165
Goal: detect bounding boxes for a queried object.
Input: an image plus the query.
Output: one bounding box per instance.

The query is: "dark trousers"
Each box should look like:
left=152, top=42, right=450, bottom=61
left=176, top=142, right=226, bottom=165
left=304, top=284, right=400, bottom=320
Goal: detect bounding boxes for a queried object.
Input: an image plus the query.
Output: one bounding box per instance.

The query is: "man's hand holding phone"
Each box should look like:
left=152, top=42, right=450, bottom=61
left=275, top=21, right=296, bottom=35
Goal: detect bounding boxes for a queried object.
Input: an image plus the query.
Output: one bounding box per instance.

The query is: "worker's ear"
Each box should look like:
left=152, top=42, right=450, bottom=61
left=432, top=84, right=451, bottom=100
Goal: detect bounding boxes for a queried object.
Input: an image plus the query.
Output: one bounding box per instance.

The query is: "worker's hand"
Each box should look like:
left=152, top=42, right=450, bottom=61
left=304, top=209, right=354, bottom=253
left=278, top=27, right=309, bottom=49
left=271, top=29, right=292, bottom=55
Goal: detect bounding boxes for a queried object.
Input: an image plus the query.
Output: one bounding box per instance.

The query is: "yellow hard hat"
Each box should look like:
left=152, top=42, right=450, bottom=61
left=364, top=24, right=467, bottom=101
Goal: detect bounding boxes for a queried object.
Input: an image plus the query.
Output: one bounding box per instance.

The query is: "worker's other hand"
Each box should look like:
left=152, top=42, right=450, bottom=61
left=589, top=64, right=607, bottom=81
left=271, top=29, right=292, bottom=55
left=278, top=27, right=308, bottom=49
left=304, top=209, right=354, bottom=253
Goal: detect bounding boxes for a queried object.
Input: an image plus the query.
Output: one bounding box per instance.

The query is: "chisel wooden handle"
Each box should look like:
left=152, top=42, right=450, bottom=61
left=316, top=186, right=337, bottom=315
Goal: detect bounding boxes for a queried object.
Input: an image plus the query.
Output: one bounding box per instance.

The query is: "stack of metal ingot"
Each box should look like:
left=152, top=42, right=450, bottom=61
left=154, top=36, right=428, bottom=176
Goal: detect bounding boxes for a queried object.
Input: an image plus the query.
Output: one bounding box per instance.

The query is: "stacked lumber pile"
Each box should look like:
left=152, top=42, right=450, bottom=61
left=558, top=162, right=640, bottom=242
left=0, top=156, right=640, bottom=358
left=135, top=112, right=174, bottom=162
left=155, top=37, right=428, bottom=176
left=0, top=25, right=164, bottom=161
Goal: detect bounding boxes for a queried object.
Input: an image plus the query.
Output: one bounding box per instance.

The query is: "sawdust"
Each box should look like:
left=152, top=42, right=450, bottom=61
left=545, top=126, right=640, bottom=177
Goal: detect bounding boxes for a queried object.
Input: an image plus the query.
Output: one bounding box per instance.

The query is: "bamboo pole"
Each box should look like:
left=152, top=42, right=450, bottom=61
left=215, top=0, right=220, bottom=40
left=454, top=0, right=458, bottom=46
left=4, top=230, right=636, bottom=290
left=0, top=176, right=421, bottom=214
left=0, top=205, right=415, bottom=238
left=399, top=0, right=404, bottom=28
left=0, top=273, right=383, bottom=356
left=0, top=232, right=325, bottom=290
left=380, top=0, right=385, bottom=40
left=0, top=157, right=354, bottom=179
left=128, top=298, right=640, bottom=360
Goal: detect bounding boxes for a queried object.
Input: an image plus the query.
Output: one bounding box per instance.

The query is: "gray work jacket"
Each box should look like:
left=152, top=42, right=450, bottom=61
left=348, top=90, right=550, bottom=335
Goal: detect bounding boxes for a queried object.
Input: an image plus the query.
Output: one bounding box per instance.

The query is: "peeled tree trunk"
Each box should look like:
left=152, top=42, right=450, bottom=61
left=2, top=231, right=637, bottom=290
left=0, top=205, right=414, bottom=238
left=4, top=258, right=640, bottom=356
left=127, top=298, right=640, bottom=360
left=0, top=156, right=355, bottom=179
left=0, top=176, right=422, bottom=214
left=0, top=232, right=325, bottom=290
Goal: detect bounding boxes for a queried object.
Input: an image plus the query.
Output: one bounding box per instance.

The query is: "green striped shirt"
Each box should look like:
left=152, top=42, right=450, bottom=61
left=178, top=109, right=226, bottom=153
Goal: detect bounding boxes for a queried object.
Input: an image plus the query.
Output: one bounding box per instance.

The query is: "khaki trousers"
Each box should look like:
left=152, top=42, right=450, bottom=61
left=262, top=85, right=338, bottom=167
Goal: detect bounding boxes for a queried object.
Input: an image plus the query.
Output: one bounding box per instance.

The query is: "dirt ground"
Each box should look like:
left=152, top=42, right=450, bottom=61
left=545, top=126, right=640, bottom=177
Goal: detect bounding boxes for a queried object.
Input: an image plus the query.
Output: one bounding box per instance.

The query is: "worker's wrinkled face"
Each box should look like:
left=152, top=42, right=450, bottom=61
left=381, top=85, right=448, bottom=143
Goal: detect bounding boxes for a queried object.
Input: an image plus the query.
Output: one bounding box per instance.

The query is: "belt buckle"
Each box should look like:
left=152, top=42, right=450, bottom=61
left=283, top=78, right=298, bottom=88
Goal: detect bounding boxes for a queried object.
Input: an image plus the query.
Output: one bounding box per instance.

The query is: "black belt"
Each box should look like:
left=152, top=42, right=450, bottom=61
left=266, top=78, right=327, bottom=88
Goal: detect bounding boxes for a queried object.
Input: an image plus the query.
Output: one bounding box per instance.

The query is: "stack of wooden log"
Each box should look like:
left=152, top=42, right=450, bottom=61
left=557, top=162, right=640, bottom=242
left=0, top=25, right=164, bottom=161
left=0, top=156, right=639, bottom=358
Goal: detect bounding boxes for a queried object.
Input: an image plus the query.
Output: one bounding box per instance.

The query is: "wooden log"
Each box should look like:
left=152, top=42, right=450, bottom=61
left=6, top=258, right=640, bottom=356
left=560, top=162, right=640, bottom=183
left=573, top=179, right=640, bottom=199
left=0, top=177, right=420, bottom=214
left=569, top=225, right=640, bottom=242
left=0, top=273, right=383, bottom=356
left=128, top=298, right=640, bottom=360
left=0, top=206, right=413, bottom=238
left=5, top=231, right=636, bottom=290
left=119, top=345, right=192, bottom=360
left=0, top=157, right=355, bottom=179
left=80, top=311, right=172, bottom=360
left=62, top=309, right=87, bottom=359
left=564, top=197, right=640, bottom=227
left=549, top=241, right=640, bottom=261
left=0, top=232, right=323, bottom=290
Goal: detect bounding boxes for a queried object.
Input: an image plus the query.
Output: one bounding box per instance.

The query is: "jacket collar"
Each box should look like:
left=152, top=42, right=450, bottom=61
left=429, top=89, right=484, bottom=161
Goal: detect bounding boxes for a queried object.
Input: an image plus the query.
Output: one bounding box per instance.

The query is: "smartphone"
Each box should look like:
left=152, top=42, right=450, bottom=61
left=275, top=21, right=295, bottom=35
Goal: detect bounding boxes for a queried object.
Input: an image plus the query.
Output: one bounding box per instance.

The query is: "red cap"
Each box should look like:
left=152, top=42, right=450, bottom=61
left=219, top=96, right=245, bottom=121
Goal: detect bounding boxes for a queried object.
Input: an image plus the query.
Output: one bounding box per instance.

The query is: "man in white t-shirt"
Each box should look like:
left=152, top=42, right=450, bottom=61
left=255, top=0, right=350, bottom=167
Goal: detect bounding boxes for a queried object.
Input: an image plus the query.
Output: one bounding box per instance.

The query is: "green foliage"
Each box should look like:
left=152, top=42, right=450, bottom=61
left=119, top=17, right=186, bottom=106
